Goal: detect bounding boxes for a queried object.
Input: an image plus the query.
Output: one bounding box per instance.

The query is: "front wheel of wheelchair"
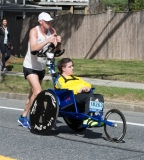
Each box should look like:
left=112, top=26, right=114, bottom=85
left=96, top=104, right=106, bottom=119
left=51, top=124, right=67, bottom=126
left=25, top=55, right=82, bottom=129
left=63, top=117, right=87, bottom=132
left=30, top=90, right=59, bottom=134
left=104, top=109, right=127, bottom=142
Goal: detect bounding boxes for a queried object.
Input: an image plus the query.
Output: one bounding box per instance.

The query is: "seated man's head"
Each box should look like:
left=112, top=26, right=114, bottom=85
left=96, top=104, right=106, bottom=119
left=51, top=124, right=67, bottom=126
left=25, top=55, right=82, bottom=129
left=57, top=58, right=74, bottom=76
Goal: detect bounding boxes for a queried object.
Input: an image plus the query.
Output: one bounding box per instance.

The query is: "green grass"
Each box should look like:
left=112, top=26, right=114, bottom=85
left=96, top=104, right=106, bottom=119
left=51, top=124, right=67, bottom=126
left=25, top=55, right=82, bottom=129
left=0, top=75, right=144, bottom=103
left=72, top=59, right=144, bottom=83
left=6, top=62, right=23, bottom=72
left=1, top=58, right=144, bottom=103
left=94, top=86, right=144, bottom=103
left=7, top=58, right=144, bottom=83
left=0, top=75, right=53, bottom=94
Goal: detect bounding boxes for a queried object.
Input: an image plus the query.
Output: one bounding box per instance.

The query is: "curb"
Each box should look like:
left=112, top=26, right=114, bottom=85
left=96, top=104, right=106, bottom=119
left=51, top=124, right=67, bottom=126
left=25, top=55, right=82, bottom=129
left=105, top=101, right=144, bottom=113
left=0, top=92, right=28, bottom=100
left=0, top=92, right=144, bottom=113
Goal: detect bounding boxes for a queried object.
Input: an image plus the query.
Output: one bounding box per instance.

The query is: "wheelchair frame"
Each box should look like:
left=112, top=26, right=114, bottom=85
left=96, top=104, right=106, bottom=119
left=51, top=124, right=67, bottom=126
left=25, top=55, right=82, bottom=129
left=29, top=44, right=127, bottom=143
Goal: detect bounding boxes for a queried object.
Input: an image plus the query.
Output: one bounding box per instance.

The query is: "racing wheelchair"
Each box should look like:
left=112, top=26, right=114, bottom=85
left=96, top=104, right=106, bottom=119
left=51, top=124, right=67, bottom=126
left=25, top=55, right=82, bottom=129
left=29, top=43, right=127, bottom=143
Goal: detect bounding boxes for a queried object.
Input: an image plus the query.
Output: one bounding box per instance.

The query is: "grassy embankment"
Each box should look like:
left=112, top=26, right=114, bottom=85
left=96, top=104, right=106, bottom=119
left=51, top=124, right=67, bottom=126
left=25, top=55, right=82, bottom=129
left=1, top=56, right=144, bottom=103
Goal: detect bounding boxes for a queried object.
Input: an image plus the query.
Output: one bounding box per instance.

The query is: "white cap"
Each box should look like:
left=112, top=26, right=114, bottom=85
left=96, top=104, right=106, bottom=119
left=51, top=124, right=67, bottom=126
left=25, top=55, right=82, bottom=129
left=38, top=12, right=53, bottom=21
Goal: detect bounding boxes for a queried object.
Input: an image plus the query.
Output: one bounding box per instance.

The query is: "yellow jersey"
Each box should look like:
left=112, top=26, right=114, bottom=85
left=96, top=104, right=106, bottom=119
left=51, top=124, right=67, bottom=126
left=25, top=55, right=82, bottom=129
left=55, top=75, right=91, bottom=94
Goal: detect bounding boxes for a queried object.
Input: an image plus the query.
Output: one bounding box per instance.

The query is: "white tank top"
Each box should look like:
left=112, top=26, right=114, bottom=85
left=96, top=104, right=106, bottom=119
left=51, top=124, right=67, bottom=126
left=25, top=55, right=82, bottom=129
left=23, top=26, right=51, bottom=70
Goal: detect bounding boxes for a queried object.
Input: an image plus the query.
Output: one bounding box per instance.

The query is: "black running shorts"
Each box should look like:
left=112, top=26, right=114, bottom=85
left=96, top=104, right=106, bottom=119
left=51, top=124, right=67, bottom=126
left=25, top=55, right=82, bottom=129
left=23, top=67, right=45, bottom=80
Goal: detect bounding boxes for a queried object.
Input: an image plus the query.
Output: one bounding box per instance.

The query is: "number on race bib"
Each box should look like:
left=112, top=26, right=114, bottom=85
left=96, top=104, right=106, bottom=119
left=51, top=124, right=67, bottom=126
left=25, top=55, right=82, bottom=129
left=89, top=97, right=104, bottom=112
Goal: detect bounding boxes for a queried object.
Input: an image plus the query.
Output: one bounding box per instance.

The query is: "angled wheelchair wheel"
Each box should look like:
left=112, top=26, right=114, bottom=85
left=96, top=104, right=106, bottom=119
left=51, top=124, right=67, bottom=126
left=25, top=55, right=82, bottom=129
left=104, top=109, right=127, bottom=142
left=63, top=117, right=87, bottom=132
left=30, top=90, right=59, bottom=134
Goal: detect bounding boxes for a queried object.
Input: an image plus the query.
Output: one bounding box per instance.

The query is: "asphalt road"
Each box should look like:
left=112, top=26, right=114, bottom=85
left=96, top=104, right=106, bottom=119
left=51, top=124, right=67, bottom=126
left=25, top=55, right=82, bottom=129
left=0, top=98, right=144, bottom=160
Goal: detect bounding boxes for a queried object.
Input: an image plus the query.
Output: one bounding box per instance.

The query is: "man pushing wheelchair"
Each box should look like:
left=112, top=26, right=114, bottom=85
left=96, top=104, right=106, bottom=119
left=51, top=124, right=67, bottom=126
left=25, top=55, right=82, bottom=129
left=17, top=11, right=126, bottom=141
left=28, top=42, right=126, bottom=142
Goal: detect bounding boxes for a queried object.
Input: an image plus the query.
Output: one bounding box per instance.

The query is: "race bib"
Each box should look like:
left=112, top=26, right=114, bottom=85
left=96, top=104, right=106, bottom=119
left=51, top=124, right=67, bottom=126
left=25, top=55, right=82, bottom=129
left=89, top=97, right=104, bottom=112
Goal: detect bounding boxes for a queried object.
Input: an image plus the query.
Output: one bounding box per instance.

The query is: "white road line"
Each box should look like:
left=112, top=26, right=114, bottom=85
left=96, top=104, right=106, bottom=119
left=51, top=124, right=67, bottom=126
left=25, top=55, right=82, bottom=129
left=0, top=106, right=23, bottom=111
left=109, top=120, right=144, bottom=127
left=126, top=122, right=144, bottom=126
left=0, top=106, right=144, bottom=127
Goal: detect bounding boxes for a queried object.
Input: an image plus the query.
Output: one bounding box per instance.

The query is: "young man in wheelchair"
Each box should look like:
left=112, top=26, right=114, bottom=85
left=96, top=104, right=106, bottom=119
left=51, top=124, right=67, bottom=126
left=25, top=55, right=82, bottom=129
left=55, top=58, right=104, bottom=127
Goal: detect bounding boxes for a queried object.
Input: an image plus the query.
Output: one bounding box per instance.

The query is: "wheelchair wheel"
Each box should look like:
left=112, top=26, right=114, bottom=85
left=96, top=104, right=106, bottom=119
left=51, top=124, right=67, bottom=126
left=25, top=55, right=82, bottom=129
left=30, top=90, right=59, bottom=134
left=104, top=109, right=127, bottom=142
left=63, top=117, right=87, bottom=132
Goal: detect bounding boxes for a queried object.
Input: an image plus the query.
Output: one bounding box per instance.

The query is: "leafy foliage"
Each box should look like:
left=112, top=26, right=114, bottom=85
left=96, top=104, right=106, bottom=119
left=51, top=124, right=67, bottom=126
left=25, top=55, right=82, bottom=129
left=102, top=0, right=128, bottom=11
left=129, top=0, right=144, bottom=11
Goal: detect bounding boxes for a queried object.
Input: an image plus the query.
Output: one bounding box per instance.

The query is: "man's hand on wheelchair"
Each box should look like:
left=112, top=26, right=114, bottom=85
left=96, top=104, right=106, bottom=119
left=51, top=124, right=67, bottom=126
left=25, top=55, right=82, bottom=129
left=77, top=87, right=91, bottom=93
left=46, top=34, right=60, bottom=47
left=50, top=34, right=61, bottom=47
left=56, top=35, right=61, bottom=43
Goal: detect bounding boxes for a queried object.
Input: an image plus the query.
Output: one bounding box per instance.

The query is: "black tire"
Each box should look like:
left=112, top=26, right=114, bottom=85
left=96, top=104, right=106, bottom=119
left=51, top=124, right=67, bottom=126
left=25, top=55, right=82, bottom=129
left=104, top=109, right=127, bottom=142
left=63, top=117, right=87, bottom=132
left=29, top=90, right=59, bottom=134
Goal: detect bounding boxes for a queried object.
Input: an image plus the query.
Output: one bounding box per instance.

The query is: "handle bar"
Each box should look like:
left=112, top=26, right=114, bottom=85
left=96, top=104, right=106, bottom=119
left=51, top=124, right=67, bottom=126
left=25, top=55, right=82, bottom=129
left=31, top=42, right=65, bottom=58
left=54, top=49, right=65, bottom=57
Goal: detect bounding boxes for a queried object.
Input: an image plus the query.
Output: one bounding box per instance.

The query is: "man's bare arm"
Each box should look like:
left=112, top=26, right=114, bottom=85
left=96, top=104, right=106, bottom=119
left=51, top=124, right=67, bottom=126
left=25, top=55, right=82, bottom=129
left=29, top=27, right=57, bottom=51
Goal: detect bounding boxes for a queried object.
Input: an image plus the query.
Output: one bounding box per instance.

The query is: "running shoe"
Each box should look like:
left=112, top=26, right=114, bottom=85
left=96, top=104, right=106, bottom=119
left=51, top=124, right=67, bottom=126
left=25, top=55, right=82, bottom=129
left=2, top=68, right=8, bottom=73
left=83, top=118, right=98, bottom=127
left=18, top=115, right=31, bottom=129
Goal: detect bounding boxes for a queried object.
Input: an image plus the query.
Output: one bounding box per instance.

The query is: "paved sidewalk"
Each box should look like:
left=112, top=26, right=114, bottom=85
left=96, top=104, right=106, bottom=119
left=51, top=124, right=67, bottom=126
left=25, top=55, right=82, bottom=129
left=3, top=71, right=144, bottom=90
left=0, top=71, right=144, bottom=113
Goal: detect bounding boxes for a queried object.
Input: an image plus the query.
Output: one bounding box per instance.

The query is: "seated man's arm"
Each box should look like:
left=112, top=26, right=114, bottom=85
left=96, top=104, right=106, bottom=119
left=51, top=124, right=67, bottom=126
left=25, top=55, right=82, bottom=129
left=76, top=77, right=91, bottom=93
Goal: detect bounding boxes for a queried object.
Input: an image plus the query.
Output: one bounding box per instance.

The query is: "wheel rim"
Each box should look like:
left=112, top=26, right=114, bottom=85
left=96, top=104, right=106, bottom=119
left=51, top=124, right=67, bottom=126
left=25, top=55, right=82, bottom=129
left=104, top=109, right=126, bottom=142
left=30, top=90, right=58, bottom=134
